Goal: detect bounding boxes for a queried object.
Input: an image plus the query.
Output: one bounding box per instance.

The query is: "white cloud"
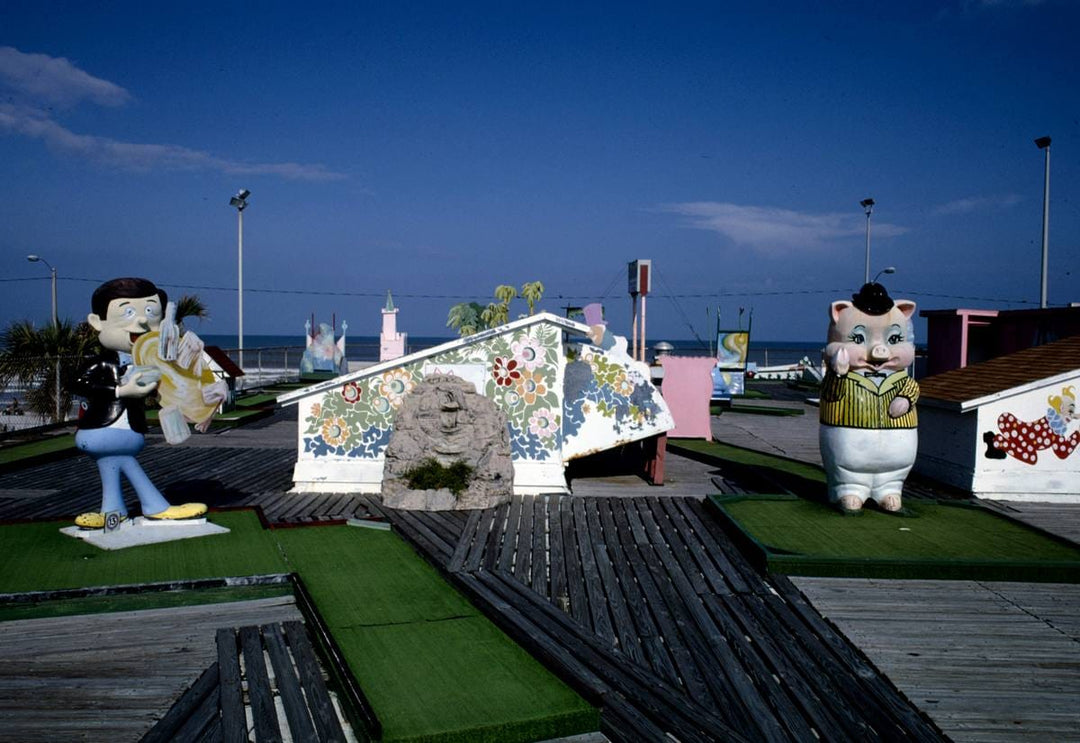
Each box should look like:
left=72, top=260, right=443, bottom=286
left=0, top=46, right=130, bottom=108
left=932, top=194, right=1023, bottom=215
left=0, top=47, right=347, bottom=181
left=658, top=202, right=907, bottom=254
left=0, top=104, right=347, bottom=181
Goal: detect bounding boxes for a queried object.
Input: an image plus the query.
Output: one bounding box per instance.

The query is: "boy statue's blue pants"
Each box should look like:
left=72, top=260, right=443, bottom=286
left=75, top=427, right=170, bottom=517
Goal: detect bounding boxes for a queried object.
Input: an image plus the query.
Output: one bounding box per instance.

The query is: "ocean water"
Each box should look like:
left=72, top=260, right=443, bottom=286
left=200, top=334, right=825, bottom=367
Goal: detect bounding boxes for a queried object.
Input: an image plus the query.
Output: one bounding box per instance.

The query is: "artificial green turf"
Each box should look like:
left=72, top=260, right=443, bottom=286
left=0, top=583, right=291, bottom=622
left=233, top=392, right=280, bottom=408
left=712, top=495, right=1080, bottom=582
left=0, top=433, right=76, bottom=465
left=0, top=510, right=287, bottom=594
left=0, top=512, right=597, bottom=741
left=711, top=403, right=805, bottom=416
left=671, top=439, right=826, bottom=483
left=274, top=525, right=599, bottom=743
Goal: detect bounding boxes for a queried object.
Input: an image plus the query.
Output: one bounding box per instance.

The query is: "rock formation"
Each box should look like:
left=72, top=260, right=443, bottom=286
left=382, top=374, right=514, bottom=510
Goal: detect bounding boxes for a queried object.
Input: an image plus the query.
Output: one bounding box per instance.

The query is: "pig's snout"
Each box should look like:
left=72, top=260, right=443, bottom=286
left=869, top=344, right=891, bottom=363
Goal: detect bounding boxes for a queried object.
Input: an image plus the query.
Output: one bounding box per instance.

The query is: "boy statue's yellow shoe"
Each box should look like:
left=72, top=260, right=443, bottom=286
left=75, top=512, right=107, bottom=529
left=145, top=503, right=207, bottom=521
left=75, top=512, right=128, bottom=529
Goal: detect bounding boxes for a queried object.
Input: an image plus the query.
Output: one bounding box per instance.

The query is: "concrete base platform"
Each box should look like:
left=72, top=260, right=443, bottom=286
left=59, top=517, right=229, bottom=550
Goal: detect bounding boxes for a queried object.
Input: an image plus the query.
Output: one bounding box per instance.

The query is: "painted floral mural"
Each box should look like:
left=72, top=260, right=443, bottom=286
left=562, top=345, right=668, bottom=445
left=302, top=324, right=563, bottom=461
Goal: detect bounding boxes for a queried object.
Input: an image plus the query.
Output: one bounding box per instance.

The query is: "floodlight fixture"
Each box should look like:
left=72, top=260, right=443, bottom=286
left=860, top=198, right=875, bottom=214
left=229, top=188, right=250, bottom=211
left=1035, top=136, right=1051, bottom=150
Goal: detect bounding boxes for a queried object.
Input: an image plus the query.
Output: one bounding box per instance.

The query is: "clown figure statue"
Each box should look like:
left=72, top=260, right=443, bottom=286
left=71, top=278, right=220, bottom=529
left=819, top=283, right=919, bottom=513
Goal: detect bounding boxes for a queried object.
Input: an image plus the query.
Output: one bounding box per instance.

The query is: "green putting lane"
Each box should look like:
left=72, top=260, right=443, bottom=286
left=0, top=511, right=287, bottom=593
left=274, top=525, right=598, bottom=743
left=713, top=495, right=1080, bottom=582
left=0, top=512, right=598, bottom=742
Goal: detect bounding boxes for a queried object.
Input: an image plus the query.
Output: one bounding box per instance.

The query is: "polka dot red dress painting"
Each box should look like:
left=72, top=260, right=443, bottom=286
left=991, top=386, right=1080, bottom=464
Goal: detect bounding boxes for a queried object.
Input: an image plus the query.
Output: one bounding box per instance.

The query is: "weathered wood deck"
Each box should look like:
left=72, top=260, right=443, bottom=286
left=0, top=596, right=302, bottom=742
left=794, top=578, right=1080, bottom=743
left=1, top=405, right=1079, bottom=741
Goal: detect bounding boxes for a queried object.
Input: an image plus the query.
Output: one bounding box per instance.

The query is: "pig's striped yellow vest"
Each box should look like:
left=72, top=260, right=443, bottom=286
left=819, top=370, right=919, bottom=429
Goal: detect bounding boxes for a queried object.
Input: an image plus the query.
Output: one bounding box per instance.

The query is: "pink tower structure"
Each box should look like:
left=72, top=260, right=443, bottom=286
left=379, top=290, right=406, bottom=362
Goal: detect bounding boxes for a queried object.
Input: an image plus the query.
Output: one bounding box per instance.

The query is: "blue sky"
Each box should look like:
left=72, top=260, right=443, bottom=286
left=2, top=1, right=1077, bottom=345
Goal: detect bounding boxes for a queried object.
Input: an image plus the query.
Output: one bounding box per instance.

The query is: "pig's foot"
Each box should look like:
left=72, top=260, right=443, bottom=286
left=878, top=494, right=902, bottom=512
left=837, top=494, right=863, bottom=513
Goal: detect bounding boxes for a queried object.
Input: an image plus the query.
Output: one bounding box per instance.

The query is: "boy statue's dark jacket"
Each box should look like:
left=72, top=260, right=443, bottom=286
left=71, top=350, right=148, bottom=433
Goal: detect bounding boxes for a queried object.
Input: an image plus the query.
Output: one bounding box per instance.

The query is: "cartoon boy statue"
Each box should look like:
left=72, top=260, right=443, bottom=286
left=71, top=277, right=207, bottom=528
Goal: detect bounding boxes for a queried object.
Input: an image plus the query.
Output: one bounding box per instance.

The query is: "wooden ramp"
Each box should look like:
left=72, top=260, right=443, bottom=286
left=141, top=620, right=354, bottom=743
left=380, top=493, right=946, bottom=742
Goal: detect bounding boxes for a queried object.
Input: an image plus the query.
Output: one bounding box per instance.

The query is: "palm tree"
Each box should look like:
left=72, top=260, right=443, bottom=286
left=0, top=319, right=99, bottom=423
left=520, top=281, right=544, bottom=315
left=175, top=294, right=209, bottom=328
left=446, top=302, right=485, bottom=337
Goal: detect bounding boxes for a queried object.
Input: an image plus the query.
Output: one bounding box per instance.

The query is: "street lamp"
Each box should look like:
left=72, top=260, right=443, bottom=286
left=26, top=254, right=60, bottom=422
left=1035, top=136, right=1051, bottom=309
left=229, top=189, right=250, bottom=369
left=873, top=266, right=896, bottom=284
left=860, top=198, right=875, bottom=284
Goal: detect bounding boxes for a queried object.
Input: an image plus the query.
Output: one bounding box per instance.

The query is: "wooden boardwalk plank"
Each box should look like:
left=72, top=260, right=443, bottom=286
left=571, top=496, right=614, bottom=644
left=239, top=625, right=282, bottom=743
left=497, top=494, right=523, bottom=575
left=793, top=576, right=1080, bottom=743
left=529, top=496, right=548, bottom=596
left=447, top=509, right=481, bottom=573
left=558, top=495, right=589, bottom=627
left=282, top=621, right=350, bottom=743
left=608, top=498, right=686, bottom=686
left=140, top=663, right=220, bottom=743
left=480, top=502, right=507, bottom=574
left=546, top=496, right=568, bottom=606
left=583, top=497, right=644, bottom=666
left=515, top=493, right=535, bottom=584
left=463, top=506, right=497, bottom=573
left=262, top=623, right=318, bottom=743
left=215, top=628, right=247, bottom=743
left=673, top=497, right=750, bottom=595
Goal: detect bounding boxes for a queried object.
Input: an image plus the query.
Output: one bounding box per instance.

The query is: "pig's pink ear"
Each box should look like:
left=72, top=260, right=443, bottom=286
left=830, top=301, right=852, bottom=323
left=895, top=300, right=916, bottom=319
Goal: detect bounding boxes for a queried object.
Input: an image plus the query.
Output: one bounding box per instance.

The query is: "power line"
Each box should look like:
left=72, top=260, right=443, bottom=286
left=0, top=275, right=1042, bottom=306
left=653, top=267, right=709, bottom=349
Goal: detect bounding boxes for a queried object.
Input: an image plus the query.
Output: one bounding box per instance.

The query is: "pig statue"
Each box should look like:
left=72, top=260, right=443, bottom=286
left=819, top=283, right=919, bottom=512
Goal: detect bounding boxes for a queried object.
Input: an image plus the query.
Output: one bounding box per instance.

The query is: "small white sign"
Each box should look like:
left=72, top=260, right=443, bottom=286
left=421, top=363, right=489, bottom=395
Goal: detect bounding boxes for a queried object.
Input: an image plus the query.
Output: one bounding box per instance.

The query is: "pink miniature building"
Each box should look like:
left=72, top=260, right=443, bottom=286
left=922, top=306, right=1080, bottom=377
left=379, top=291, right=406, bottom=362
left=659, top=355, right=715, bottom=440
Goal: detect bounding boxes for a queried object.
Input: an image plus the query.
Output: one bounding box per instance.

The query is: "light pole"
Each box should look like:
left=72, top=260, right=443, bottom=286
left=1035, top=136, right=1051, bottom=309
left=860, top=198, right=875, bottom=284
left=229, top=189, right=250, bottom=369
left=26, top=254, right=60, bottom=422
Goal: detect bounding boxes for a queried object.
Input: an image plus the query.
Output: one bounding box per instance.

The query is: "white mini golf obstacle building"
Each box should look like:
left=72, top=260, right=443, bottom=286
left=278, top=312, right=674, bottom=495
left=915, top=335, right=1080, bottom=503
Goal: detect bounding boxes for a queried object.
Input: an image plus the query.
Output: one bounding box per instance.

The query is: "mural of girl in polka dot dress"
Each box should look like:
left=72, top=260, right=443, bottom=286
left=986, top=386, right=1080, bottom=464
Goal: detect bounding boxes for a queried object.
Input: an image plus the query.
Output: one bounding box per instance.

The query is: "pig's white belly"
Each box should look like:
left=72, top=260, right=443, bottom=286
left=819, top=426, right=917, bottom=500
